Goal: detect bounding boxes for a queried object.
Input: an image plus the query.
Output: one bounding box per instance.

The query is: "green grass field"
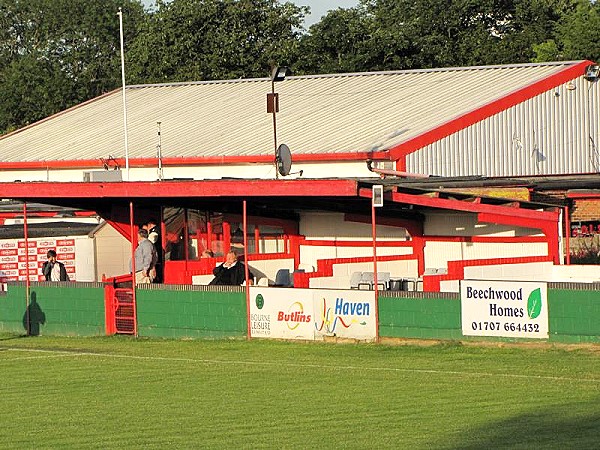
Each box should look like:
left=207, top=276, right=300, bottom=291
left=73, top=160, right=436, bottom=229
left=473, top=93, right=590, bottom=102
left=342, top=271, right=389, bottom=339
left=0, top=334, right=598, bottom=449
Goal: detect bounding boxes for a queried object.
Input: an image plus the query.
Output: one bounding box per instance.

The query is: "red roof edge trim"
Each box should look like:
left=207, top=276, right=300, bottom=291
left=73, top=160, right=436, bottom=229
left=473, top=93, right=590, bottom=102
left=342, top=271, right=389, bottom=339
left=566, top=192, right=600, bottom=199
left=387, top=60, right=595, bottom=161
left=0, top=151, right=387, bottom=171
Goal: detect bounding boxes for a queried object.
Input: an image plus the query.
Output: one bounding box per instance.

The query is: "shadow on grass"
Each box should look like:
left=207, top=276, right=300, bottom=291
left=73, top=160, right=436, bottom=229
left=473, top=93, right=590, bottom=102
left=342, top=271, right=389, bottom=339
left=438, top=400, right=600, bottom=449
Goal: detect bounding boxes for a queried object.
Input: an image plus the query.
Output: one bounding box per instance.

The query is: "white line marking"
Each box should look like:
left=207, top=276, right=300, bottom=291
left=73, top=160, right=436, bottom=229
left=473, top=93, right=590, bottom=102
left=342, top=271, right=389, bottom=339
left=4, top=348, right=599, bottom=384
left=1, top=353, right=80, bottom=361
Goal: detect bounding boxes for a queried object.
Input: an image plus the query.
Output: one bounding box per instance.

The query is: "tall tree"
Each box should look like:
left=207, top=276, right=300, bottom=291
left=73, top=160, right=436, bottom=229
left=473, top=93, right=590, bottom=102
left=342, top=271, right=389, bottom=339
left=534, top=0, right=600, bottom=62
left=300, top=0, right=585, bottom=73
left=296, top=6, right=376, bottom=74
left=127, top=0, right=307, bottom=83
left=0, top=0, right=145, bottom=134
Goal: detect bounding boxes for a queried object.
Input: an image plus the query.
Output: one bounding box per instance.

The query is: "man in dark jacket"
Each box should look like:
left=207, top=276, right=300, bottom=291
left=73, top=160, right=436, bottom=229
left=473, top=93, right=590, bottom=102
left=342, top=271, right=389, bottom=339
left=209, top=251, right=254, bottom=285
left=42, top=250, right=69, bottom=281
left=145, top=219, right=162, bottom=282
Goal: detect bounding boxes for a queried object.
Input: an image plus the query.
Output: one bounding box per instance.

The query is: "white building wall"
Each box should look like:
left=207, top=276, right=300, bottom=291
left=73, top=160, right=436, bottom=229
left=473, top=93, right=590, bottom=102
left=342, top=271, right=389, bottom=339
left=93, top=223, right=131, bottom=281
left=423, top=212, right=548, bottom=269
left=0, top=161, right=376, bottom=183
left=73, top=238, right=96, bottom=281
left=407, top=76, right=600, bottom=177
left=300, top=212, right=410, bottom=240
left=299, top=212, right=412, bottom=269
left=424, top=241, right=548, bottom=270
left=425, top=212, right=542, bottom=237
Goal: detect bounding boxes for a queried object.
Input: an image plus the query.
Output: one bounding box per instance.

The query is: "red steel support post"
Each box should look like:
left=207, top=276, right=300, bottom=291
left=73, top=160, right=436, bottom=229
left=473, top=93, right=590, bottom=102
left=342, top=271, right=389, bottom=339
left=243, top=201, right=251, bottom=339
left=129, top=201, right=138, bottom=337
left=372, top=199, right=379, bottom=343
left=23, top=202, right=30, bottom=335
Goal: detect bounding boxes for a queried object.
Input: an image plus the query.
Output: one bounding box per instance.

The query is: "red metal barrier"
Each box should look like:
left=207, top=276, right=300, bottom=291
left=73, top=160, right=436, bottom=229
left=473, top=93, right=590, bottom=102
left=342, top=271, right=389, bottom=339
left=104, top=274, right=136, bottom=335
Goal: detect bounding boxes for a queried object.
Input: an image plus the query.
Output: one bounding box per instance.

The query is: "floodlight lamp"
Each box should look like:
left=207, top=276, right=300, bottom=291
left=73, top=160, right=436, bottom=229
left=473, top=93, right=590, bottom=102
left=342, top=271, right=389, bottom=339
left=584, top=64, right=600, bottom=82
left=271, top=66, right=291, bottom=82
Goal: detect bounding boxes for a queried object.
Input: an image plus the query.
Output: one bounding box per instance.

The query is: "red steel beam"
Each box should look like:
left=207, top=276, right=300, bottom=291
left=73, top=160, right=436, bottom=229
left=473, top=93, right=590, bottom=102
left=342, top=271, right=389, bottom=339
left=0, top=151, right=388, bottom=171
left=0, top=179, right=359, bottom=200
left=388, top=191, right=558, bottom=222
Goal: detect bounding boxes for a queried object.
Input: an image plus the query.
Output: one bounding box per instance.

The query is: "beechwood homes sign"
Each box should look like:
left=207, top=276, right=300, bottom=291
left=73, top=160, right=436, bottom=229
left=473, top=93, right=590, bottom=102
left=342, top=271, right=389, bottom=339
left=460, top=280, right=549, bottom=339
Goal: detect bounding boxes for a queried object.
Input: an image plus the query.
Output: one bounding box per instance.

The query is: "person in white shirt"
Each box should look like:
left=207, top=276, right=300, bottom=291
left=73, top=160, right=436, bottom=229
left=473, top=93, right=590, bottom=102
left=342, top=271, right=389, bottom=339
left=42, top=250, right=69, bottom=281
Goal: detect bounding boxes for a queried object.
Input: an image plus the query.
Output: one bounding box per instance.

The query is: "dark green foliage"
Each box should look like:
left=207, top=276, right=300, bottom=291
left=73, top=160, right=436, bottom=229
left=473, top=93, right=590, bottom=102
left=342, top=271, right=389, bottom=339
left=127, top=0, right=307, bottom=83
left=0, top=0, right=145, bottom=133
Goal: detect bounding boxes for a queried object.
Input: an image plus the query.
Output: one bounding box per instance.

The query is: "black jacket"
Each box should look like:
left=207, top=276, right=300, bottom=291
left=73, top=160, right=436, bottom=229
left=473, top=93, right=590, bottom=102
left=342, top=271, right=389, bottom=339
left=42, top=261, right=69, bottom=281
left=209, top=262, right=253, bottom=286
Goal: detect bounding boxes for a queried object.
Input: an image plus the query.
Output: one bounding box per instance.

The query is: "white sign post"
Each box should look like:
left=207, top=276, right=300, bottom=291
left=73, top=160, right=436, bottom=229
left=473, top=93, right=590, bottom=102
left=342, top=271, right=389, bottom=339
left=461, top=280, right=549, bottom=339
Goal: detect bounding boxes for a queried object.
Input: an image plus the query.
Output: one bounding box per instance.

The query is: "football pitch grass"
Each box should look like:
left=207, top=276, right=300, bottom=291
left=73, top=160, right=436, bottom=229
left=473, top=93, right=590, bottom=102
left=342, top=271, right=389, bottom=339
left=0, top=334, right=598, bottom=449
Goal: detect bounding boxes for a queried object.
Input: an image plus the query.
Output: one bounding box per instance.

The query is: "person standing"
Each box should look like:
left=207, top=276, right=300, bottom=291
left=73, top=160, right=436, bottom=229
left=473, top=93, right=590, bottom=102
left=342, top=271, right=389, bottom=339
left=131, top=228, right=157, bottom=284
left=145, top=219, right=163, bottom=282
left=209, top=250, right=254, bottom=285
left=42, top=250, right=69, bottom=281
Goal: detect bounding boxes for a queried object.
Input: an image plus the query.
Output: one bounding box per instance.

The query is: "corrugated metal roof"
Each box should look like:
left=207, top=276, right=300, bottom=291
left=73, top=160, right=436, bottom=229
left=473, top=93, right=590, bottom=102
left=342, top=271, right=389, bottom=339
left=0, top=61, right=587, bottom=163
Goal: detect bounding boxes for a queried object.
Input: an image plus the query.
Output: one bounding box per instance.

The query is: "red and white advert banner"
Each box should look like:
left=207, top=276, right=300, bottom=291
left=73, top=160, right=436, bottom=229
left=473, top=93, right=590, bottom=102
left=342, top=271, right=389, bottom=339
left=0, top=238, right=76, bottom=282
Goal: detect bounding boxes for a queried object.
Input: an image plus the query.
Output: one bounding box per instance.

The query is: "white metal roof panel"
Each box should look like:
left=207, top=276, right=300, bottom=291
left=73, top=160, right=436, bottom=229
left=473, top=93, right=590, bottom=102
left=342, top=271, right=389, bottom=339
left=0, top=61, right=587, bottom=163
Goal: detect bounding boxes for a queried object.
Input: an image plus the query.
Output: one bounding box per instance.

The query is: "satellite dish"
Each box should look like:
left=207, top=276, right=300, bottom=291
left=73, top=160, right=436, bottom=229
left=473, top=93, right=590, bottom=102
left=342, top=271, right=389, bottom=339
left=276, top=143, right=292, bottom=176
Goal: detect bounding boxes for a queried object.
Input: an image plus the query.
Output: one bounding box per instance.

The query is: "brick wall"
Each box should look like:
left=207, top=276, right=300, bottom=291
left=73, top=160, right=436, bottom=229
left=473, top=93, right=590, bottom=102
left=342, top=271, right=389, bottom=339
left=571, top=199, right=600, bottom=222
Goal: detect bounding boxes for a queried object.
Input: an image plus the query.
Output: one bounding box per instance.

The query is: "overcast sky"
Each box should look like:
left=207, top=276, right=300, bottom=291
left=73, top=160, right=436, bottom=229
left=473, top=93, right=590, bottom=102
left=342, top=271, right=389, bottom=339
left=293, top=0, right=359, bottom=26
left=141, top=1, right=359, bottom=27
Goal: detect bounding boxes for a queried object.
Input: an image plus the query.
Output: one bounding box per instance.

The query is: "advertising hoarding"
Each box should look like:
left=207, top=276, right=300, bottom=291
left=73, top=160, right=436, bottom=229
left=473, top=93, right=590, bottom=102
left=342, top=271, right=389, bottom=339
left=249, top=287, right=376, bottom=341
left=461, top=280, right=549, bottom=339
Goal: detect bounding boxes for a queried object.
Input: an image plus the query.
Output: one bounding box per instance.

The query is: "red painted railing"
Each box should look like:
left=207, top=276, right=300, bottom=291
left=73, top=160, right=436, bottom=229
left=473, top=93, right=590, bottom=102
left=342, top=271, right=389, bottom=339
left=104, top=274, right=135, bottom=335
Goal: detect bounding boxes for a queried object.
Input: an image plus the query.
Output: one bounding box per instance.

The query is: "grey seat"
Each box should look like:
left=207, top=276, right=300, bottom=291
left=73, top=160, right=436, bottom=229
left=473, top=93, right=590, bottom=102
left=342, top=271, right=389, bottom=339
left=350, top=271, right=363, bottom=289
left=274, top=269, right=292, bottom=287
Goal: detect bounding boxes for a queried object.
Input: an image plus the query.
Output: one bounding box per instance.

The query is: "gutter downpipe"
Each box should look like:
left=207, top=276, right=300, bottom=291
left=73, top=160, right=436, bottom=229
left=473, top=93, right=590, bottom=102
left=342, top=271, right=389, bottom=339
left=367, top=162, right=429, bottom=179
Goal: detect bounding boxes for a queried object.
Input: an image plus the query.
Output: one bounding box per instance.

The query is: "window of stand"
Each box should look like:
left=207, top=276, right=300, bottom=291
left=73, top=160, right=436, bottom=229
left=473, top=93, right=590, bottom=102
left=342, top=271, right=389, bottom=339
left=163, top=207, right=296, bottom=261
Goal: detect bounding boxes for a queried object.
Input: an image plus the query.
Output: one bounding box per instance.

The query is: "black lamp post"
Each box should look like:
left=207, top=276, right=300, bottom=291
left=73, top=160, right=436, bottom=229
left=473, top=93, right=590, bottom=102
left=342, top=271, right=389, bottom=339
left=267, top=66, right=291, bottom=178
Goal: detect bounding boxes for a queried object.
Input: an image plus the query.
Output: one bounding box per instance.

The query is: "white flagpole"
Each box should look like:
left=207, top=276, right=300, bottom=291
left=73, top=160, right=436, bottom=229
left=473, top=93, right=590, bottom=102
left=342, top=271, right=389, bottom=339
left=118, top=7, right=130, bottom=181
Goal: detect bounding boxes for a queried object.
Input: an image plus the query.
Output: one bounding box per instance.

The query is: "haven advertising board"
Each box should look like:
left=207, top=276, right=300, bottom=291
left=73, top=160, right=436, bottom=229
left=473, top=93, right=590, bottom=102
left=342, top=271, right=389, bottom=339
left=461, top=280, right=548, bottom=339
left=249, top=287, right=376, bottom=341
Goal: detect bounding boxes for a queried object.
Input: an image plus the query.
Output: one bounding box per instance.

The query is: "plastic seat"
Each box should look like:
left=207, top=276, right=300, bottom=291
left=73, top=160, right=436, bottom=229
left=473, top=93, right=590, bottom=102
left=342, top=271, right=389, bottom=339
left=350, top=271, right=363, bottom=289
left=377, top=272, right=391, bottom=290
left=274, top=269, right=292, bottom=287
left=359, top=272, right=374, bottom=290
